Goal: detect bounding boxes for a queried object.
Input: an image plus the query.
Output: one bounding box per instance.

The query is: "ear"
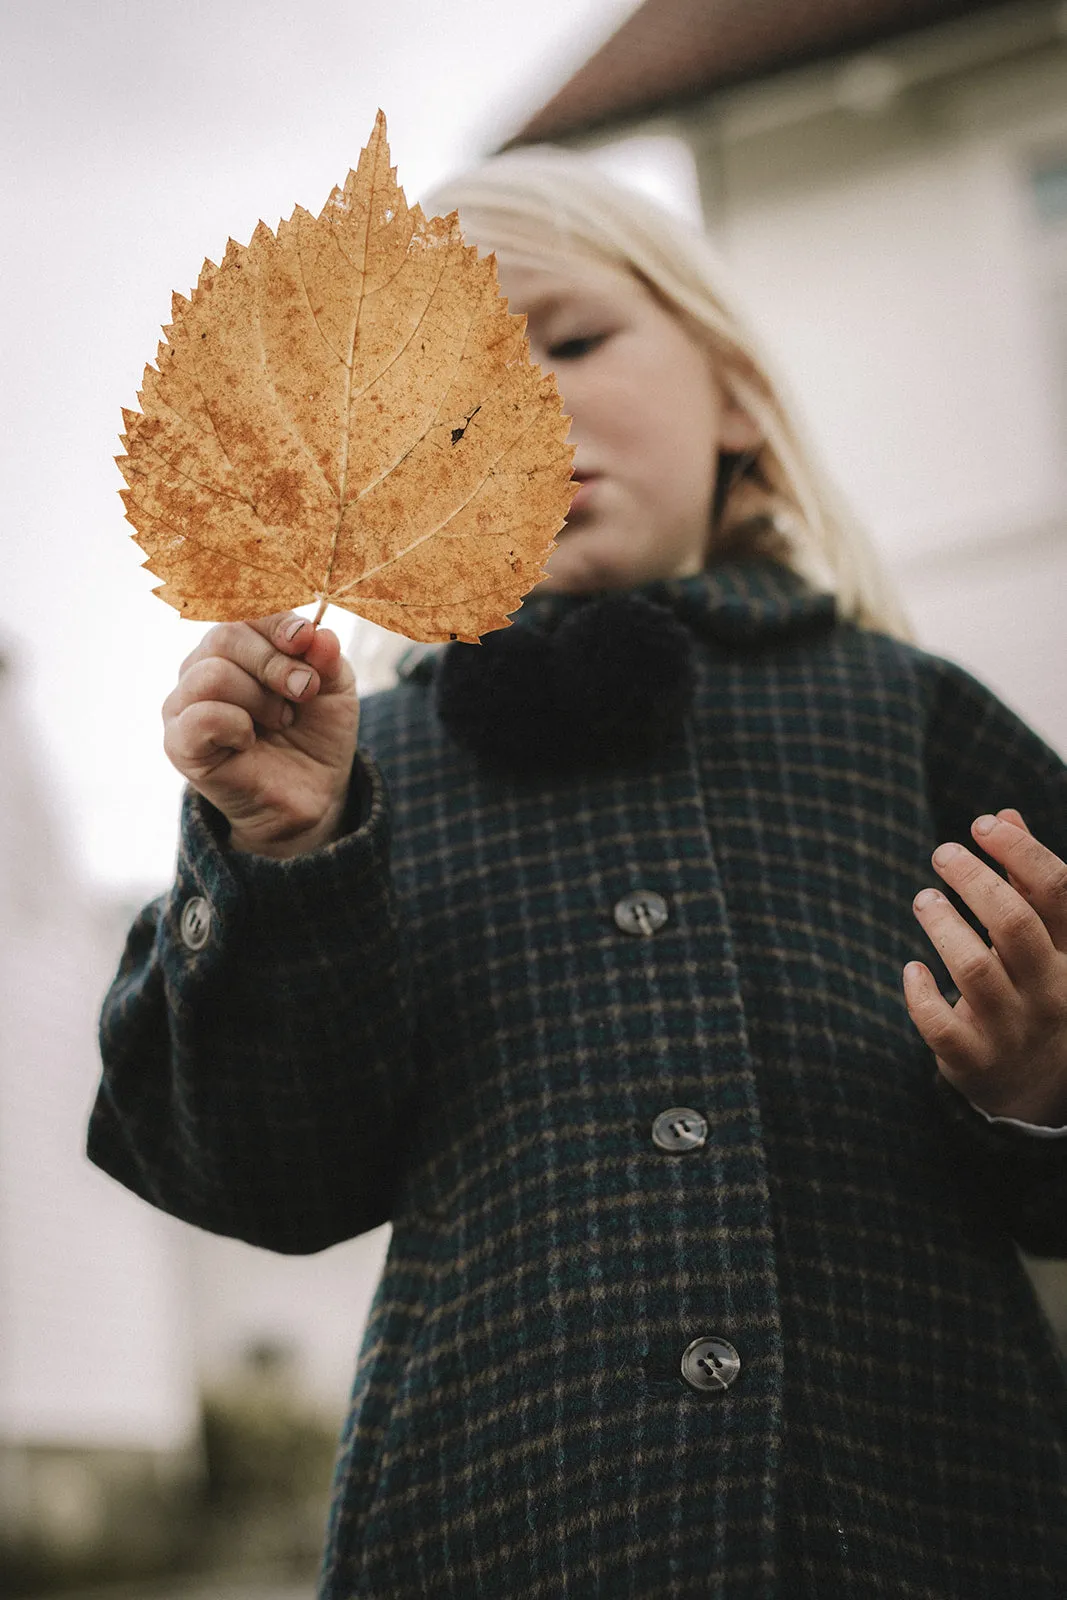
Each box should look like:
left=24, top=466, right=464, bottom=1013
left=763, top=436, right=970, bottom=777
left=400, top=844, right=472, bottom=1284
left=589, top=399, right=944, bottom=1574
left=718, top=393, right=763, bottom=454
left=714, top=353, right=765, bottom=455
left=713, top=364, right=764, bottom=457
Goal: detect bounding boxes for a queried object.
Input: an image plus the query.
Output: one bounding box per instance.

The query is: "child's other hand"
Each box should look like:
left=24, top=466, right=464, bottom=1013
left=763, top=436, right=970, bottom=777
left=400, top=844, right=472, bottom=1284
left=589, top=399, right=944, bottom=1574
left=903, top=809, right=1067, bottom=1125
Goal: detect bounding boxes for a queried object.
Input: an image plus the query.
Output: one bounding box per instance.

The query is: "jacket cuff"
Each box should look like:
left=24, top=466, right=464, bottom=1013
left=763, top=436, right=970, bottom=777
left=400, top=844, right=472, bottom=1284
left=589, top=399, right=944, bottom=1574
left=160, top=751, right=390, bottom=988
left=933, top=1069, right=1067, bottom=1157
left=933, top=1069, right=1067, bottom=1256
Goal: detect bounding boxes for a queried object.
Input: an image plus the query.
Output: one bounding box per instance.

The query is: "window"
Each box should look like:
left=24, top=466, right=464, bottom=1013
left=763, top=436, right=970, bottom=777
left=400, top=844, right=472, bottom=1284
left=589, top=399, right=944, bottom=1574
left=1030, top=152, right=1067, bottom=447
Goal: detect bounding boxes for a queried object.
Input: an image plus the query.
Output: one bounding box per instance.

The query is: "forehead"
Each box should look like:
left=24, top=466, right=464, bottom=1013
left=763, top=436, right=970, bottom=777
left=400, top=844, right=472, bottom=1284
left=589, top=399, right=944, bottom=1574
left=493, top=251, right=640, bottom=316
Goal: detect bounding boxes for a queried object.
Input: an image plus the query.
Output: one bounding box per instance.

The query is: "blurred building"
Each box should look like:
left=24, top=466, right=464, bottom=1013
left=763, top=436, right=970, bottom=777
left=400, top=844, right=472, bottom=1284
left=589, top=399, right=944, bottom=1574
left=0, top=646, right=201, bottom=1584
left=502, top=0, right=1067, bottom=759
left=0, top=646, right=389, bottom=1588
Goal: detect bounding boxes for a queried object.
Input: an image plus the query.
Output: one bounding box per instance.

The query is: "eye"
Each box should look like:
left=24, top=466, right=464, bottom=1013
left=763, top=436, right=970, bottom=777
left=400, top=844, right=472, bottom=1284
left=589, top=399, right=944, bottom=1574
left=547, top=333, right=606, bottom=362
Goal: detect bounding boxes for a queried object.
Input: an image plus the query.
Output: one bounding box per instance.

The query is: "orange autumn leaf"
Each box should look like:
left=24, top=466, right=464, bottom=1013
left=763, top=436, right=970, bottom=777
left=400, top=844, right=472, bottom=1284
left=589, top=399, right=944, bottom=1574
left=118, top=111, right=576, bottom=643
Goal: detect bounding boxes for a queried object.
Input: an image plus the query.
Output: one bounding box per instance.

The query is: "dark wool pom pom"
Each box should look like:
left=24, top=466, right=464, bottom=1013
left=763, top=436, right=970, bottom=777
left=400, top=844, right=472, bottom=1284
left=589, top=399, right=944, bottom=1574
left=551, top=594, right=695, bottom=766
left=434, top=591, right=696, bottom=775
left=433, top=623, right=562, bottom=773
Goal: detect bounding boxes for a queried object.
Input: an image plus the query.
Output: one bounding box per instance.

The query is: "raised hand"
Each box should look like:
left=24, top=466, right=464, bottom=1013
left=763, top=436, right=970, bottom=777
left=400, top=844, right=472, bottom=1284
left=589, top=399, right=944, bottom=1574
left=162, top=612, right=360, bottom=860
left=903, top=808, right=1067, bottom=1126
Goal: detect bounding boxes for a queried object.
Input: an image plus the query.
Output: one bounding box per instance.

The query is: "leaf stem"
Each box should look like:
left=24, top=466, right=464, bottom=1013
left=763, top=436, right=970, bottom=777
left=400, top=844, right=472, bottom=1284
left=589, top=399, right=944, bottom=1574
left=312, top=595, right=328, bottom=626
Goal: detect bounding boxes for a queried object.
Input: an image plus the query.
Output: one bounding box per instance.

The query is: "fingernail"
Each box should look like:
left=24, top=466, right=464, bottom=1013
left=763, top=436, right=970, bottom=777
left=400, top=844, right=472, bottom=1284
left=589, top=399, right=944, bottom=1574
left=280, top=703, right=295, bottom=727
left=973, top=814, right=997, bottom=835
left=286, top=668, right=312, bottom=696
left=914, top=888, right=942, bottom=909
left=932, top=843, right=963, bottom=866
left=284, top=618, right=307, bottom=642
left=904, top=962, right=924, bottom=982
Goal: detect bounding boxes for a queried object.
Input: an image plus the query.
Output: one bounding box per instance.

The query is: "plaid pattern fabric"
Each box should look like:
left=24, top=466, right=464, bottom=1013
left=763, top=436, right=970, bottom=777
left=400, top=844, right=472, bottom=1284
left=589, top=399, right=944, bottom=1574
left=90, top=557, right=1067, bottom=1597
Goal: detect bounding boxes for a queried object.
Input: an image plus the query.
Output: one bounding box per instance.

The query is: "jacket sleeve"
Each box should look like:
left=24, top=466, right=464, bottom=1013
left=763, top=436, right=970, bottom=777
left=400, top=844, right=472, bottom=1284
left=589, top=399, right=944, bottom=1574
left=87, top=749, right=417, bottom=1254
left=921, top=652, right=1067, bottom=1258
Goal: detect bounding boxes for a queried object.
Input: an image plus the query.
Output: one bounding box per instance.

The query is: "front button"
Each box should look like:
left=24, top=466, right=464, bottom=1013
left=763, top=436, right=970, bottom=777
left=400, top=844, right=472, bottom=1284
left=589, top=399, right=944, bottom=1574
left=179, top=896, right=212, bottom=951
left=613, top=890, right=669, bottom=936
left=652, top=1107, right=708, bottom=1152
left=680, top=1336, right=741, bottom=1393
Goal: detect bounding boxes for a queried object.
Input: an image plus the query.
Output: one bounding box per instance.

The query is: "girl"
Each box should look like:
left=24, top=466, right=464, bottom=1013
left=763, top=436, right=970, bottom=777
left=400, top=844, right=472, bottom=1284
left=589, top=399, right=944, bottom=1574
left=89, top=148, right=1067, bottom=1597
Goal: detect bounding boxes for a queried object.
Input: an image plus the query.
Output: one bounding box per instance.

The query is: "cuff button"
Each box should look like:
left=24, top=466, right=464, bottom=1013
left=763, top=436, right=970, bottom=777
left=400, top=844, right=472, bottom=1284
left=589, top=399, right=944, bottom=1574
left=179, top=896, right=212, bottom=951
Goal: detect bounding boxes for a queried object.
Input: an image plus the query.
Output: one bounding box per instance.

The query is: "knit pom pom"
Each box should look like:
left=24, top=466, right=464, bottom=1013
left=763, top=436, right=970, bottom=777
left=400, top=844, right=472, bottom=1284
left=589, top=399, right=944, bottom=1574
left=434, top=591, right=695, bottom=774
left=433, top=623, right=560, bottom=772
left=552, top=594, right=695, bottom=765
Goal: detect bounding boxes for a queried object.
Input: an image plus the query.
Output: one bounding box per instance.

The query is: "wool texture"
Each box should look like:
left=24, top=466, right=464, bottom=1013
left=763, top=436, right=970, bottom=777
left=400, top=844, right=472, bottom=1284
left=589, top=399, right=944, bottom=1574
left=89, top=557, right=1067, bottom=1598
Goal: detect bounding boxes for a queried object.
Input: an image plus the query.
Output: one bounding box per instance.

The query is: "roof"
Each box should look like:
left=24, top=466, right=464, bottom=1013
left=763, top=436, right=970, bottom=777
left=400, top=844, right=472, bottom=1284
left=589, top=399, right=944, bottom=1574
left=502, top=0, right=1036, bottom=147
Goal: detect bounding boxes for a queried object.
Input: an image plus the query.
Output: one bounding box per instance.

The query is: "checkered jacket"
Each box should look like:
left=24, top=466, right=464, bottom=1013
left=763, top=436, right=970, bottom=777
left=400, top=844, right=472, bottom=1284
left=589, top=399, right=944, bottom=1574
left=90, top=557, right=1067, bottom=1598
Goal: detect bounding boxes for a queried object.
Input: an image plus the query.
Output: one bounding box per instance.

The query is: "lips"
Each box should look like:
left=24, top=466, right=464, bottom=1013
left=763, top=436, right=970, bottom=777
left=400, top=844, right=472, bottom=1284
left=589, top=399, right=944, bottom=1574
left=568, top=470, right=600, bottom=515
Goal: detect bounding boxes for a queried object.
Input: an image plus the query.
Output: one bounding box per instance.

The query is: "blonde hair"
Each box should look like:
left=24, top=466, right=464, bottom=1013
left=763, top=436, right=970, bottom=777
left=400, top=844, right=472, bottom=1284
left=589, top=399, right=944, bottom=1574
left=422, top=146, right=913, bottom=642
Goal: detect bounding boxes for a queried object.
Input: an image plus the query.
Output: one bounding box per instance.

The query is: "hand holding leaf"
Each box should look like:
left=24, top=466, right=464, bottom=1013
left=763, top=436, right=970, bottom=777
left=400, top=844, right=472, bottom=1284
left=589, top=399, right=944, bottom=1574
left=162, top=613, right=360, bottom=860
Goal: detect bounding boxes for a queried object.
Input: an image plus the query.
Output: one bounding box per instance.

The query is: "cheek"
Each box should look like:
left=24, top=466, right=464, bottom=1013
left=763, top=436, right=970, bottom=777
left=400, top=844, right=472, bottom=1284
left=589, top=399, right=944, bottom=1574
left=609, top=389, right=719, bottom=516
left=594, top=343, right=721, bottom=470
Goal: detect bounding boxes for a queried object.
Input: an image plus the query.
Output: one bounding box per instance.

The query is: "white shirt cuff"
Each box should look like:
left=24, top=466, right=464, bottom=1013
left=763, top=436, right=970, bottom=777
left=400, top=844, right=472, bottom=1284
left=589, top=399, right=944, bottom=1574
left=965, top=1098, right=1067, bottom=1139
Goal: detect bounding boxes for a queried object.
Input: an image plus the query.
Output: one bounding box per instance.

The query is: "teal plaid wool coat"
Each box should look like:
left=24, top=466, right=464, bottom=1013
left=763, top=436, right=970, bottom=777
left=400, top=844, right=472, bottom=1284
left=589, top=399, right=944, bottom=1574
left=89, top=557, right=1067, bottom=1598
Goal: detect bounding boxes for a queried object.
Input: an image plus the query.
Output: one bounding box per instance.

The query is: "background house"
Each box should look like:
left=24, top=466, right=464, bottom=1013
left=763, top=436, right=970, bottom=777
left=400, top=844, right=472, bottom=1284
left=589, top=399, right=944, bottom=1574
left=0, top=641, right=386, bottom=1590
left=503, top=0, right=1067, bottom=755
left=0, top=647, right=203, bottom=1585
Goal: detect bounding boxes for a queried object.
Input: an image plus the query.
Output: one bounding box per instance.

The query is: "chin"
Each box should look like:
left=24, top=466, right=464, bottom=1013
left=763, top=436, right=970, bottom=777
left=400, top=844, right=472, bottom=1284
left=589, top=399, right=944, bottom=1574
left=538, top=532, right=643, bottom=595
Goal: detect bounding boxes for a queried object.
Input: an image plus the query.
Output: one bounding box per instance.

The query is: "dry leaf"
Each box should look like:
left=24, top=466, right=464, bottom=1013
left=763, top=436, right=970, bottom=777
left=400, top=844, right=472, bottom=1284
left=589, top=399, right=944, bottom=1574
left=118, top=111, right=576, bottom=642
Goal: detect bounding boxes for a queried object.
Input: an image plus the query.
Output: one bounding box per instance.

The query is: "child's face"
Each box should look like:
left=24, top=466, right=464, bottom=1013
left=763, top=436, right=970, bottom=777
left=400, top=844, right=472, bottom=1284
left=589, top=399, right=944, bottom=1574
left=495, top=251, right=760, bottom=593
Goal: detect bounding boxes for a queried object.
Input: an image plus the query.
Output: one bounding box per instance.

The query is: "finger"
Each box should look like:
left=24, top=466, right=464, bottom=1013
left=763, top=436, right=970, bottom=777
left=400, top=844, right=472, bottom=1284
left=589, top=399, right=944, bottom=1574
left=164, top=657, right=295, bottom=733
left=928, top=840, right=1057, bottom=986
left=295, top=626, right=354, bottom=696
left=179, top=611, right=314, bottom=673
left=902, top=960, right=990, bottom=1078
left=243, top=611, right=321, bottom=656
left=969, top=813, right=1067, bottom=951
left=178, top=618, right=322, bottom=703
left=164, top=701, right=256, bottom=776
left=241, top=613, right=353, bottom=694
left=996, top=809, right=1032, bottom=897
left=911, top=883, right=1019, bottom=1017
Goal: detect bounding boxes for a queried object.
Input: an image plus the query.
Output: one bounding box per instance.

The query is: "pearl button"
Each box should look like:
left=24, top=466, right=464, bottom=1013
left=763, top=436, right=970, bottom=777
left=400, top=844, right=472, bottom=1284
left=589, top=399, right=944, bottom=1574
left=651, top=1107, right=708, bottom=1152
left=613, top=890, right=669, bottom=936
left=179, top=896, right=211, bottom=951
left=680, top=1336, right=741, bottom=1393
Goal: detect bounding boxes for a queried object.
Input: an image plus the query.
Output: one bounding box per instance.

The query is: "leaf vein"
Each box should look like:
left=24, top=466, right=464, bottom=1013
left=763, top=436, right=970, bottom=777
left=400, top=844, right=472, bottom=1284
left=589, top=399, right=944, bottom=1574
left=329, top=413, right=542, bottom=600
left=132, top=511, right=318, bottom=589
left=347, top=306, right=490, bottom=509
left=293, top=233, right=349, bottom=365
left=348, top=252, right=451, bottom=407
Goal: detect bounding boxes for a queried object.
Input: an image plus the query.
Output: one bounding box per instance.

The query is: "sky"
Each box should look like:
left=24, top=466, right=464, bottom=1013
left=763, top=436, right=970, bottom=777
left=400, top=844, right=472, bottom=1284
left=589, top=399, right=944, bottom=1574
left=1, top=0, right=646, bottom=895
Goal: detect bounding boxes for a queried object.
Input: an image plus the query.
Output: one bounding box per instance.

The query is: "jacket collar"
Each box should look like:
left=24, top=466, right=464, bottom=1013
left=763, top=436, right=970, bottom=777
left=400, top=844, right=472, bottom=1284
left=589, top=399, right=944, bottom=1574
left=397, top=557, right=837, bottom=683
left=644, top=556, right=837, bottom=644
